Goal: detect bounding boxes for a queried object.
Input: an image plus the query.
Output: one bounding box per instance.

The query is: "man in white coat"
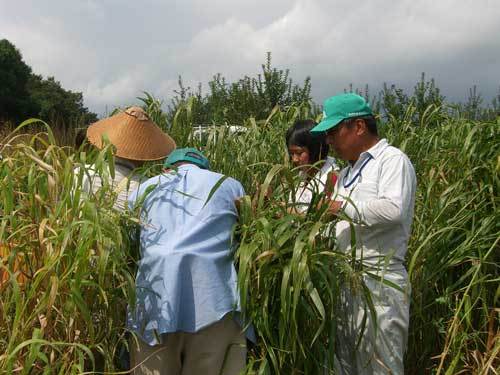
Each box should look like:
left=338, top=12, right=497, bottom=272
left=311, top=93, right=417, bottom=374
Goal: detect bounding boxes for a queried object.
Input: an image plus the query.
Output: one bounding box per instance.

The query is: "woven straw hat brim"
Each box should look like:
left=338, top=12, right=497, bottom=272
left=87, top=111, right=176, bottom=161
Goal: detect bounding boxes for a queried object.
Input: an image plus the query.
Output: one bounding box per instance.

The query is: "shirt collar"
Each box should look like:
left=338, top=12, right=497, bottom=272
left=163, top=163, right=201, bottom=179
left=360, top=138, right=389, bottom=160
left=177, top=163, right=201, bottom=171
left=320, top=156, right=337, bottom=175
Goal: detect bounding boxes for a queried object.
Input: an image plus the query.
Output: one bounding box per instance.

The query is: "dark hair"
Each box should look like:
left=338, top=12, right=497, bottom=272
left=285, top=119, right=329, bottom=164
left=74, top=128, right=88, bottom=149
left=344, top=115, right=378, bottom=136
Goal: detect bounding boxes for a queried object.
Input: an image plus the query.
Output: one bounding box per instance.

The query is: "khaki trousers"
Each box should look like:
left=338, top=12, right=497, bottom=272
left=130, top=315, right=246, bottom=375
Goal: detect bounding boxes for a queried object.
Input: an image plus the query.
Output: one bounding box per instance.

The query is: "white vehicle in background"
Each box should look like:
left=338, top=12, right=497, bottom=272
left=191, top=124, right=247, bottom=142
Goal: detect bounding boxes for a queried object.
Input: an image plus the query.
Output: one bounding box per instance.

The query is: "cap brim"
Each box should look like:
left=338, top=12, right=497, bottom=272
left=310, top=116, right=343, bottom=133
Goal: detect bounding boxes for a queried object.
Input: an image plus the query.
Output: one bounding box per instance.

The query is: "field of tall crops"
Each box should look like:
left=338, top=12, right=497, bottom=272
left=0, top=101, right=498, bottom=374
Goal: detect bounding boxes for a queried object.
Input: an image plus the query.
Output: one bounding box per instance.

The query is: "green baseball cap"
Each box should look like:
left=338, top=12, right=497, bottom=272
left=164, top=147, right=210, bottom=170
left=311, top=93, right=373, bottom=133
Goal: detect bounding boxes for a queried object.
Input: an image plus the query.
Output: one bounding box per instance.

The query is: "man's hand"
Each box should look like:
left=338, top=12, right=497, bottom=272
left=314, top=198, right=343, bottom=218
left=325, top=200, right=343, bottom=217
left=235, top=197, right=242, bottom=213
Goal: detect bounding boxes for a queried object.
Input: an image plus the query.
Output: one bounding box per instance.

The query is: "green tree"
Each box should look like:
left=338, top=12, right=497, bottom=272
left=0, top=39, right=97, bottom=127
left=380, top=82, right=410, bottom=121
left=377, top=73, right=445, bottom=126
left=491, top=86, right=500, bottom=116
left=0, top=39, right=39, bottom=123
left=27, top=75, right=97, bottom=125
left=461, top=85, right=483, bottom=120
left=412, top=72, right=445, bottom=124
left=169, top=52, right=313, bottom=125
left=256, top=51, right=312, bottom=111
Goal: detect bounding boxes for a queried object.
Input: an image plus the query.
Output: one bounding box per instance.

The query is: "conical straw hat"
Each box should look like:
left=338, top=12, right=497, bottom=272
left=87, top=106, right=176, bottom=161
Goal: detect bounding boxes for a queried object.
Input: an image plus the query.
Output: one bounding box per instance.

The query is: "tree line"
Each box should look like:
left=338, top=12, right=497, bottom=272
left=164, top=53, right=500, bottom=127
left=0, top=39, right=98, bottom=126
left=1, top=39, right=499, bottom=130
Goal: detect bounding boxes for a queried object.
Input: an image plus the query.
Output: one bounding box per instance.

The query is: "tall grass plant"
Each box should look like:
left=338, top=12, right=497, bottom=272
left=0, top=103, right=498, bottom=373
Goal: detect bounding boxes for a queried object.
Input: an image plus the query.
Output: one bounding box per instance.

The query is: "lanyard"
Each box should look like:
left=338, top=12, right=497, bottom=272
left=343, top=155, right=373, bottom=188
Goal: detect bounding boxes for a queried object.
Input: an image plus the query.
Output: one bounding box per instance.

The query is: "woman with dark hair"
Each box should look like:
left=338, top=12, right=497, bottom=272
left=286, top=119, right=339, bottom=213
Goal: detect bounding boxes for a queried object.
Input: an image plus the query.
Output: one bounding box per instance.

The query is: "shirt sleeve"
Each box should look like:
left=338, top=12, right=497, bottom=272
left=342, top=155, right=416, bottom=226
left=79, top=165, right=95, bottom=194
left=220, top=178, right=245, bottom=214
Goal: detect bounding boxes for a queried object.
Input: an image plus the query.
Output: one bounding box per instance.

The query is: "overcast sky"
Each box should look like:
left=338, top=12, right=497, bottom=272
left=1, top=0, right=499, bottom=116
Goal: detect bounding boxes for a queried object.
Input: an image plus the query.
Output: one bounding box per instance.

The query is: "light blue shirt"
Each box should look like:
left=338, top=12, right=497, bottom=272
left=127, top=164, right=246, bottom=345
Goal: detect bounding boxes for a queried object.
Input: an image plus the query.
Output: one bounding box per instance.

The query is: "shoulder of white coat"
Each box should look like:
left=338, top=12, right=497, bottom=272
left=379, top=146, right=416, bottom=180
left=75, top=163, right=97, bottom=177
left=383, top=146, right=414, bottom=164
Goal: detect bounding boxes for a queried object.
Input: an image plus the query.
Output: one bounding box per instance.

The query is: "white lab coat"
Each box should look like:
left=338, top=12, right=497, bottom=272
left=79, top=157, right=142, bottom=212
left=289, top=156, right=338, bottom=213
left=334, top=139, right=416, bottom=374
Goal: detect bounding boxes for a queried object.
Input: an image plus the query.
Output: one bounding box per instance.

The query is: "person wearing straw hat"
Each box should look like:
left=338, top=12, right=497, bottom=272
left=311, top=93, right=417, bottom=374
left=127, top=148, right=250, bottom=375
left=82, top=106, right=176, bottom=211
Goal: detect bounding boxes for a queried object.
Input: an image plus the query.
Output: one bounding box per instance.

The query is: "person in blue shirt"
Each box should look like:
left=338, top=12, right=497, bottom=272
left=127, top=148, right=248, bottom=375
